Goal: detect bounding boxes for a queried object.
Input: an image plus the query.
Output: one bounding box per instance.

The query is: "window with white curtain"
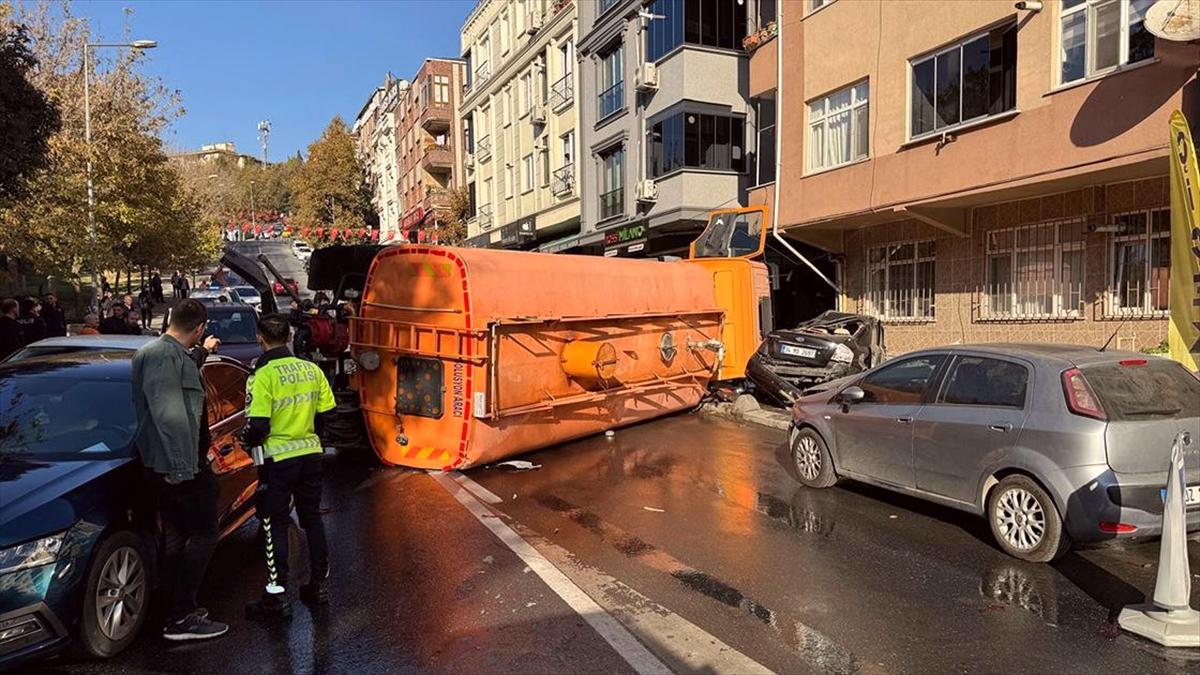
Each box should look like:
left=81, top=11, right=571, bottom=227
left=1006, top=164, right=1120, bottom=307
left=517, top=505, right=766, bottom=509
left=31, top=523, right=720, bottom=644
left=1108, top=208, right=1170, bottom=316
left=1060, top=0, right=1155, bottom=85
left=807, top=81, right=868, bottom=172
left=983, top=220, right=1086, bottom=319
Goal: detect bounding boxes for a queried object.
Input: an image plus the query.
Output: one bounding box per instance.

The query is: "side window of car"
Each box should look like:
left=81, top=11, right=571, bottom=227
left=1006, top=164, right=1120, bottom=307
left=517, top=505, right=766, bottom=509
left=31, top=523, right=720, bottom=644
left=202, top=363, right=249, bottom=423
left=940, top=356, right=1028, bottom=408
left=859, top=355, right=945, bottom=404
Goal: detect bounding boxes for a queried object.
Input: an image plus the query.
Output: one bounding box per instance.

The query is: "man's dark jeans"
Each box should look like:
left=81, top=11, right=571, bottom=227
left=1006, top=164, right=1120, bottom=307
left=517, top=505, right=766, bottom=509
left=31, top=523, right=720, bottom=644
left=148, top=469, right=219, bottom=621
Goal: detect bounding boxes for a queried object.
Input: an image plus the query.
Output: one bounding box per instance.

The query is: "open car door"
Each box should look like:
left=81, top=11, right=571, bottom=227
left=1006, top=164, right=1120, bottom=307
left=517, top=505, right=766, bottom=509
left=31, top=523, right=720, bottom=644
left=689, top=206, right=769, bottom=260
left=220, top=248, right=278, bottom=314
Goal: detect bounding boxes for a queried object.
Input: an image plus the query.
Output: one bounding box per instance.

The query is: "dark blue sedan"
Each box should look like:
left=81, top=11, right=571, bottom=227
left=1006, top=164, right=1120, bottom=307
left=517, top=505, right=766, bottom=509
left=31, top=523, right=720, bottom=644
left=0, top=350, right=257, bottom=666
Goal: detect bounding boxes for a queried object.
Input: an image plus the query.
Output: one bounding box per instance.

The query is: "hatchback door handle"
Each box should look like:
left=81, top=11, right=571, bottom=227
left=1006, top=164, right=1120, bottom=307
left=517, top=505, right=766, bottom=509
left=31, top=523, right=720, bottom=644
left=988, top=423, right=1013, bottom=433
left=896, top=416, right=913, bottom=424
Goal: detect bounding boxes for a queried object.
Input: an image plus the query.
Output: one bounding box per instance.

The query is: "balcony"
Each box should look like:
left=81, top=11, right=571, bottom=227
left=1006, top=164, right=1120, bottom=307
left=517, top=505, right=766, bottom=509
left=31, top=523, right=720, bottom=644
left=421, top=143, right=454, bottom=172
left=420, top=105, right=452, bottom=133
left=599, top=187, right=623, bottom=221
left=550, top=72, right=573, bottom=112
left=423, top=187, right=452, bottom=211
left=551, top=164, right=574, bottom=197
left=477, top=203, right=493, bottom=230
left=474, top=60, right=491, bottom=86
left=476, top=134, right=492, bottom=162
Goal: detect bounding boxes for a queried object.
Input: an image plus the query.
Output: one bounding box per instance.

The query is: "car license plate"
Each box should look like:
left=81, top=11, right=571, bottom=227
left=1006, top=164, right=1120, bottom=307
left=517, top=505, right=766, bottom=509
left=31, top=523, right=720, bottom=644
left=1160, top=485, right=1200, bottom=506
left=780, top=344, right=817, bottom=359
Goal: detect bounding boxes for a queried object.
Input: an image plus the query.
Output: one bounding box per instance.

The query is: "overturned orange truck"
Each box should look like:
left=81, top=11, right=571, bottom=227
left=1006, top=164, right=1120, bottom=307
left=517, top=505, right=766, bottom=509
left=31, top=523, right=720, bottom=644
left=351, top=206, right=773, bottom=470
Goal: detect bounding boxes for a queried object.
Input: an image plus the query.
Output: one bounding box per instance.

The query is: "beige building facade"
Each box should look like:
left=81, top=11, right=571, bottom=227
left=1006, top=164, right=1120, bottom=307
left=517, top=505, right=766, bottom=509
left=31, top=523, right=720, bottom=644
left=353, top=74, right=408, bottom=241
left=460, top=0, right=581, bottom=250
left=748, top=0, right=1198, bottom=354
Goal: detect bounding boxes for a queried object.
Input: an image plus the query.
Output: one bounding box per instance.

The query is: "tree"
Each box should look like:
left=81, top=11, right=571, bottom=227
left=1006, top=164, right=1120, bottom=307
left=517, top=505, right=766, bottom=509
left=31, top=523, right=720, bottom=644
left=290, top=117, right=373, bottom=246
left=439, top=186, right=471, bottom=246
left=0, top=19, right=60, bottom=206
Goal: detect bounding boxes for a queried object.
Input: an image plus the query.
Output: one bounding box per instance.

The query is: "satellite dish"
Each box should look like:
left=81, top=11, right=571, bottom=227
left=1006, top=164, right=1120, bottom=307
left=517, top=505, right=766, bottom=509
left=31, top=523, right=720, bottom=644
left=1145, top=0, right=1200, bottom=42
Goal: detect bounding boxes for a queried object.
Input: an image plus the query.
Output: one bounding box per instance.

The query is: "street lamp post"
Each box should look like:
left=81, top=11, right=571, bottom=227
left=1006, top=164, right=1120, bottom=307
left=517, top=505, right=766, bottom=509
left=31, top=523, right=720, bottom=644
left=83, top=38, right=157, bottom=311
left=250, top=180, right=257, bottom=240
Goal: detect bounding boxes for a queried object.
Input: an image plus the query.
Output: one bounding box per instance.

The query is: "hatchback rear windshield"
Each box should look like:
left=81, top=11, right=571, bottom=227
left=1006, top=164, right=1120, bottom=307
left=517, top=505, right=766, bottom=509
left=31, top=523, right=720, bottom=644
left=1083, top=361, right=1200, bottom=421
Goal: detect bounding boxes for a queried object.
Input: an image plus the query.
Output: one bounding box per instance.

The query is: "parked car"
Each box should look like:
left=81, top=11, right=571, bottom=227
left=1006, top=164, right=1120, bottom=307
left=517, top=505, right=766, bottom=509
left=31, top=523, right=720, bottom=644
left=3, top=335, right=154, bottom=363
left=203, top=304, right=262, bottom=365
left=748, top=311, right=885, bottom=405
left=191, top=288, right=245, bottom=306
left=0, top=350, right=257, bottom=667
left=272, top=278, right=299, bottom=296
left=292, top=241, right=312, bottom=261
left=230, top=285, right=263, bottom=312
left=788, top=344, right=1200, bottom=562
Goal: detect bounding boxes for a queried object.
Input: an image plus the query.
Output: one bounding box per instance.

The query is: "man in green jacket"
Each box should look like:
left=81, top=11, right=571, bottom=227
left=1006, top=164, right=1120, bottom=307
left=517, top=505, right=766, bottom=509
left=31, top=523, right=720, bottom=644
left=131, top=299, right=227, bottom=641
left=240, top=313, right=336, bottom=618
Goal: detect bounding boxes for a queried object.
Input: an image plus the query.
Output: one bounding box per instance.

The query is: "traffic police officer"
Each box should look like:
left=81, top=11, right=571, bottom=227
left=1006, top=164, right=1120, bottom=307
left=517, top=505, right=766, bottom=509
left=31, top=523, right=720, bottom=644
left=240, top=313, right=336, bottom=618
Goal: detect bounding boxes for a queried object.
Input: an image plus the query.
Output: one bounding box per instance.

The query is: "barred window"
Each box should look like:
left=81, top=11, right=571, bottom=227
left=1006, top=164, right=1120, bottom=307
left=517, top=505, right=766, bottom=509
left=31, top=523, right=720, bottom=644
left=865, top=240, right=935, bottom=320
left=1107, top=208, right=1170, bottom=317
left=983, top=220, right=1086, bottom=319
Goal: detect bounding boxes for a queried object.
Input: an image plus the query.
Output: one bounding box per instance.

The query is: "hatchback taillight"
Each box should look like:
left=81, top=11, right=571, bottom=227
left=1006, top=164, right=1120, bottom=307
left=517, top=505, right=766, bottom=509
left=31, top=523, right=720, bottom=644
left=1062, top=368, right=1106, bottom=420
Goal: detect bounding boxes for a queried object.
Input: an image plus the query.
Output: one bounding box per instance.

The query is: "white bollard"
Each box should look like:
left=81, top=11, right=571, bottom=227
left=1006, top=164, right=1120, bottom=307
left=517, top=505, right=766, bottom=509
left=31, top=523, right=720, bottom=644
left=1117, top=431, right=1199, bottom=647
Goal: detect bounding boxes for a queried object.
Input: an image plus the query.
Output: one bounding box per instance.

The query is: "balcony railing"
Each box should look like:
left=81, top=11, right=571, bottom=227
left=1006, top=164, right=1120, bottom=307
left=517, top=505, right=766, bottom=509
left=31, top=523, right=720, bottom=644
left=476, top=135, right=492, bottom=162
left=551, top=163, right=574, bottom=197
left=424, top=188, right=452, bottom=211
left=421, top=144, right=454, bottom=171
left=420, top=105, right=452, bottom=132
left=598, top=81, right=623, bottom=119
left=599, top=187, right=623, bottom=221
left=474, top=60, right=491, bottom=85
left=477, top=203, right=493, bottom=230
left=550, top=72, right=574, bottom=111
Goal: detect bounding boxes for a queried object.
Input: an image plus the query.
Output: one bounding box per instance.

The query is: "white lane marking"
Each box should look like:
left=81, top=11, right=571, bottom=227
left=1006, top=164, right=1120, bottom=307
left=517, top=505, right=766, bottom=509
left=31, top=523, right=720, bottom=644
left=431, top=471, right=672, bottom=675
left=450, top=470, right=503, bottom=504
left=513, top=523, right=774, bottom=675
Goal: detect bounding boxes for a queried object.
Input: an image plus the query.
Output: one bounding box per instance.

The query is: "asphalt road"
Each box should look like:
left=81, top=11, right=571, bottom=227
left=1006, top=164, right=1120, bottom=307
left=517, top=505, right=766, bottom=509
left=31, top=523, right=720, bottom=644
left=29, top=412, right=1200, bottom=675
left=224, top=239, right=311, bottom=302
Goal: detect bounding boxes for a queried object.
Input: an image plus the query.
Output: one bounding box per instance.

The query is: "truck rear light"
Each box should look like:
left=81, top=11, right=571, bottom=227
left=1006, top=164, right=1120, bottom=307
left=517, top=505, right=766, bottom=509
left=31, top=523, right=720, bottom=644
left=1098, top=521, right=1137, bottom=534
left=1062, top=368, right=1106, bottom=420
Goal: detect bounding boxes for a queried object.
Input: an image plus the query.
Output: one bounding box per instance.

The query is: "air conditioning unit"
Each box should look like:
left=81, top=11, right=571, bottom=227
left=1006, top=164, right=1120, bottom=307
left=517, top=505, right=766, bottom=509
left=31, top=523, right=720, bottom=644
left=636, top=63, right=659, bottom=92
left=525, top=13, right=543, bottom=35
left=466, top=153, right=475, bottom=168
left=530, top=106, right=547, bottom=124
left=636, top=179, right=659, bottom=202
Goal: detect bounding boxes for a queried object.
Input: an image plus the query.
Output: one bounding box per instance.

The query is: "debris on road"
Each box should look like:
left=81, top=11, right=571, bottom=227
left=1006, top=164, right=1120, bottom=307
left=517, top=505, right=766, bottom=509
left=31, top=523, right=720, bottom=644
left=643, top=506, right=666, bottom=513
left=496, top=460, right=542, bottom=471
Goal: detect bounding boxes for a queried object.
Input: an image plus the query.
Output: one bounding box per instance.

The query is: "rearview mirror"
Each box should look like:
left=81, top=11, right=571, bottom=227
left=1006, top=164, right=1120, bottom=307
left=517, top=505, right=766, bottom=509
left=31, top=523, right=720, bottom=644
left=840, top=386, right=865, bottom=404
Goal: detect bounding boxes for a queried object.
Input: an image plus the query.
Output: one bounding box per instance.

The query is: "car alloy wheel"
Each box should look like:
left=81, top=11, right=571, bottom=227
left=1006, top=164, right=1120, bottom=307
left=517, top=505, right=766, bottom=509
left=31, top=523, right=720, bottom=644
left=95, top=546, right=147, bottom=642
left=994, top=487, right=1045, bottom=552
left=794, top=435, right=822, bottom=481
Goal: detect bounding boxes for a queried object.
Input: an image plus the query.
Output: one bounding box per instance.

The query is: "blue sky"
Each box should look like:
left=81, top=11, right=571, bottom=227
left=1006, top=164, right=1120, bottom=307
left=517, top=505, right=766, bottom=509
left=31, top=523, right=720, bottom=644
left=78, top=0, right=474, bottom=160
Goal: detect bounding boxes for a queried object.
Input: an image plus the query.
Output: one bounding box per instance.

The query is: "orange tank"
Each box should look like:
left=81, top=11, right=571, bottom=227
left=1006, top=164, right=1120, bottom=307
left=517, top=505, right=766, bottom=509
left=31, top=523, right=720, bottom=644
left=352, top=246, right=725, bottom=470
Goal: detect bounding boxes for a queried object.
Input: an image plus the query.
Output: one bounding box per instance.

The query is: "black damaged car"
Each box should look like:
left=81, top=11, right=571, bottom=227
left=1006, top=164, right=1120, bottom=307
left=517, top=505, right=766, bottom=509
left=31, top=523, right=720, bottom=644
left=747, top=311, right=885, bottom=405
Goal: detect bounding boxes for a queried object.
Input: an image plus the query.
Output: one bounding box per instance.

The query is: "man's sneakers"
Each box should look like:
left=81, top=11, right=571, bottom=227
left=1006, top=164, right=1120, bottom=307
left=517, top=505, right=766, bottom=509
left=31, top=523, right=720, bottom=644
left=245, top=590, right=292, bottom=620
left=163, top=611, right=229, bottom=641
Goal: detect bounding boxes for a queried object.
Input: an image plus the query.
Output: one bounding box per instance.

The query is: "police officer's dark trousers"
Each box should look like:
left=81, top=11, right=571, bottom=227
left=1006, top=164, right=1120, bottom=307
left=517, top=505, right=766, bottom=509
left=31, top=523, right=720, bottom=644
left=256, top=454, right=329, bottom=590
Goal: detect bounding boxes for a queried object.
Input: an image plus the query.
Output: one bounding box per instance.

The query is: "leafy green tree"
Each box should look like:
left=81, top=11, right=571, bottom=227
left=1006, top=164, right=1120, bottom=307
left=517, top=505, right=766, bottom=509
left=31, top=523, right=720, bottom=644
left=291, top=117, right=373, bottom=246
left=0, top=18, right=60, bottom=206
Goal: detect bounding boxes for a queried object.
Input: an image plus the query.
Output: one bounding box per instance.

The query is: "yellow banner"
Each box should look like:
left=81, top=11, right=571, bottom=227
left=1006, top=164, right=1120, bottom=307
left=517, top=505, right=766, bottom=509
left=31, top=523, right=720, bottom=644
left=1167, top=111, right=1200, bottom=371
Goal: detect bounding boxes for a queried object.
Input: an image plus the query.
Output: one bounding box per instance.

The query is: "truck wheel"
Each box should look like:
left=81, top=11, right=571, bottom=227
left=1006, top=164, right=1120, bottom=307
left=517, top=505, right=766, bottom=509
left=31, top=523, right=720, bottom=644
left=78, top=530, right=150, bottom=658
left=987, top=475, right=1070, bottom=563
left=791, top=428, right=838, bottom=488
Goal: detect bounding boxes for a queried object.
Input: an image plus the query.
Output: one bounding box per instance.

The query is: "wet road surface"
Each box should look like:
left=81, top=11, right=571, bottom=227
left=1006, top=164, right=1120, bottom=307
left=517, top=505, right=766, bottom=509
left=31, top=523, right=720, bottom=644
left=31, top=413, right=1200, bottom=673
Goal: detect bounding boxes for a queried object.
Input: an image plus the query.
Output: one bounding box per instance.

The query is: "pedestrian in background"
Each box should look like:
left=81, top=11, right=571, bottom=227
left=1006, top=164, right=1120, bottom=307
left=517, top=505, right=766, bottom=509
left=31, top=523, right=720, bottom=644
left=131, top=299, right=228, bottom=641
left=171, top=271, right=182, bottom=299
left=100, top=290, right=115, bottom=317
left=0, top=299, right=24, bottom=360
left=17, top=297, right=46, bottom=346
left=121, top=293, right=135, bottom=314
left=178, top=274, right=191, bottom=299
left=240, top=313, right=336, bottom=618
left=151, top=271, right=164, bottom=304
left=79, top=313, right=101, bottom=335
left=139, top=285, right=155, bottom=329
left=100, top=304, right=129, bottom=335
left=127, top=309, right=144, bottom=334
left=42, top=293, right=67, bottom=337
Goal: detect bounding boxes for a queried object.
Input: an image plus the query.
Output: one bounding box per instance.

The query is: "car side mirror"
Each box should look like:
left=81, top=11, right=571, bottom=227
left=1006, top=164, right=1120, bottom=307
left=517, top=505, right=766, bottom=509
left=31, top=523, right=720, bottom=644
left=840, top=386, right=865, bottom=404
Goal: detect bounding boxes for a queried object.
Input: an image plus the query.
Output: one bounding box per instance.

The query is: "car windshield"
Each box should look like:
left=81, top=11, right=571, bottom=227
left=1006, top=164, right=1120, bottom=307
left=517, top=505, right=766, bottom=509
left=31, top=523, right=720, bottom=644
left=1084, top=360, right=1200, bottom=421
left=207, top=309, right=258, bottom=343
left=0, top=372, right=135, bottom=460
left=233, top=286, right=261, bottom=299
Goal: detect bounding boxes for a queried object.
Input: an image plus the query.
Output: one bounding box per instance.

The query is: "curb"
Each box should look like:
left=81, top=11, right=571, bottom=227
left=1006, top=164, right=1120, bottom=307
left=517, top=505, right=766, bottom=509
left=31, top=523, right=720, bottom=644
left=700, top=398, right=792, bottom=432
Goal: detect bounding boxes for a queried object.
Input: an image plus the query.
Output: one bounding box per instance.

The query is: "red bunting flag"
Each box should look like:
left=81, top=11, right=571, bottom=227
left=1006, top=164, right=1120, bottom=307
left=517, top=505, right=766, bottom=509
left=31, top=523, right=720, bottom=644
left=370, top=230, right=380, bottom=241
left=315, top=227, right=324, bottom=238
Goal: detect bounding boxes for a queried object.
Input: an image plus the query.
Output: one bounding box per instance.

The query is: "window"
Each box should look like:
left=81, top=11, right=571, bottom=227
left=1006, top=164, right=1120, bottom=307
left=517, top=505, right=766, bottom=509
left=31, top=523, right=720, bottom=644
left=865, top=240, right=935, bottom=320
left=541, top=148, right=550, bottom=186
left=476, top=38, right=491, bottom=81
left=1060, top=0, right=1155, bottom=85
left=983, top=220, right=1086, bottom=319
left=859, top=355, right=945, bottom=404
left=753, top=94, right=776, bottom=185
left=561, top=130, right=575, bottom=167
left=1108, top=208, right=1170, bottom=316
left=758, top=0, right=777, bottom=28
left=940, top=357, right=1028, bottom=408
left=600, top=0, right=620, bottom=13
left=552, top=41, right=575, bottom=109
left=911, top=23, right=1016, bottom=139
left=599, top=44, right=624, bottom=119
left=434, top=75, right=450, bottom=104
left=521, top=71, right=533, bottom=115
left=647, top=110, right=745, bottom=178
left=599, top=145, right=624, bottom=220
left=504, top=162, right=515, bottom=198
left=646, top=0, right=749, bottom=63
left=522, top=154, right=534, bottom=193
left=808, top=81, right=868, bottom=172
left=500, top=11, right=510, bottom=54
left=810, top=0, right=832, bottom=11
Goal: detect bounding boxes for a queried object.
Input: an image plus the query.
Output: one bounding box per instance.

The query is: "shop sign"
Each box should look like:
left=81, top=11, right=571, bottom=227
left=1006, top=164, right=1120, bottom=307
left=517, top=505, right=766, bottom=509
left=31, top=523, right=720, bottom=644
left=498, top=217, right=536, bottom=248
left=603, top=223, right=646, bottom=247
left=401, top=207, right=426, bottom=229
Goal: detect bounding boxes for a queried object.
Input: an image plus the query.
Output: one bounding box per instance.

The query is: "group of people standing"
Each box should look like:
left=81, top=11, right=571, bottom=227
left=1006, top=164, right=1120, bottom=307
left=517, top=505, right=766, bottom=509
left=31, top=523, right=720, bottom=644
left=0, top=293, right=68, bottom=360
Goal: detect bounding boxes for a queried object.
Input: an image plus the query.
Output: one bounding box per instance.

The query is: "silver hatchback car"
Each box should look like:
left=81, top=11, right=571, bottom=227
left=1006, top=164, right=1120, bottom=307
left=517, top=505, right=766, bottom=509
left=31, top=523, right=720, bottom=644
left=788, top=344, right=1200, bottom=562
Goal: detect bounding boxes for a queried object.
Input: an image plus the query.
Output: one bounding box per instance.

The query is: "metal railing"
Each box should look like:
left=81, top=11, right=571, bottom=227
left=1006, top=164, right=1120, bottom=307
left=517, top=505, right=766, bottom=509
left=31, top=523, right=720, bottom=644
left=550, top=72, right=574, bottom=110
left=477, top=203, right=493, bottom=230
left=476, top=134, right=492, bottom=162
left=474, top=60, right=491, bottom=85
left=599, top=187, right=623, bottom=220
left=863, top=286, right=935, bottom=322
left=976, top=281, right=1084, bottom=321
left=598, top=80, right=623, bottom=119
left=551, top=164, right=575, bottom=197
left=1103, top=276, right=1170, bottom=318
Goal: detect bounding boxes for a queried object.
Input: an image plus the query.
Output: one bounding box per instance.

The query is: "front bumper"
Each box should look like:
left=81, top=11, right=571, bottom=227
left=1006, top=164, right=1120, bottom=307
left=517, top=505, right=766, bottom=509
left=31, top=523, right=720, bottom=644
left=747, top=353, right=853, bottom=406
left=1064, top=469, right=1200, bottom=542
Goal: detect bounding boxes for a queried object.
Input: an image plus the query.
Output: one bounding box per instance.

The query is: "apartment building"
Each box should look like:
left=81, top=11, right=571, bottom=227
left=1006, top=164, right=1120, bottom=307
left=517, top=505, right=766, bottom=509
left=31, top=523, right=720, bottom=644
left=568, top=0, right=766, bottom=257
left=352, top=73, right=408, bottom=241
left=749, top=0, right=1198, bottom=353
left=460, top=0, right=581, bottom=251
left=392, top=58, right=469, bottom=243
